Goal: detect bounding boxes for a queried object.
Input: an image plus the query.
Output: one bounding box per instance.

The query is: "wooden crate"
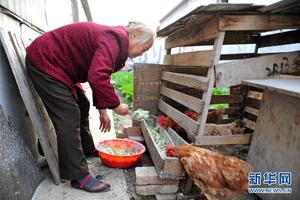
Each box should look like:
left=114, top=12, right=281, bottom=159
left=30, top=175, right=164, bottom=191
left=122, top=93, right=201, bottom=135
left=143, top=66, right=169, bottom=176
left=135, top=7, right=300, bottom=147
left=140, top=120, right=187, bottom=179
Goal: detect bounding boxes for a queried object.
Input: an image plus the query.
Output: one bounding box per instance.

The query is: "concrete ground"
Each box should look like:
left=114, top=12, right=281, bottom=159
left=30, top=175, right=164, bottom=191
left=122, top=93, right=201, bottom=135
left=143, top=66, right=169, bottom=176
left=32, top=84, right=132, bottom=200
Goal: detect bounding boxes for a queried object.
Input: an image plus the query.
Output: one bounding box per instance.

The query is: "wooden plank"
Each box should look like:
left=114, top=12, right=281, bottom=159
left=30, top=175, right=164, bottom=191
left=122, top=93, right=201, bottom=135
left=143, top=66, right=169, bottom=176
left=244, top=106, right=260, bottom=116
left=247, top=90, right=263, bottom=100
left=163, top=51, right=213, bottom=67
left=0, top=29, right=60, bottom=184
left=162, top=71, right=208, bottom=91
left=166, top=128, right=189, bottom=146
left=165, top=18, right=219, bottom=49
left=259, top=0, right=298, bottom=12
left=246, top=97, right=261, bottom=110
left=210, top=94, right=244, bottom=104
left=195, top=134, right=252, bottom=145
left=219, top=15, right=300, bottom=31
left=160, top=86, right=204, bottom=113
left=242, top=79, right=300, bottom=99
left=215, top=51, right=300, bottom=88
left=243, top=118, right=256, bottom=130
left=247, top=90, right=300, bottom=200
left=158, top=100, right=199, bottom=137
left=197, top=32, right=225, bottom=137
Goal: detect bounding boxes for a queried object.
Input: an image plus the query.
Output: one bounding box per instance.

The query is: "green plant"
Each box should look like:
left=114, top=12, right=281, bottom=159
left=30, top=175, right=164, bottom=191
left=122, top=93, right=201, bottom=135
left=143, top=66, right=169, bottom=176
left=111, top=70, right=133, bottom=105
left=210, top=88, right=230, bottom=109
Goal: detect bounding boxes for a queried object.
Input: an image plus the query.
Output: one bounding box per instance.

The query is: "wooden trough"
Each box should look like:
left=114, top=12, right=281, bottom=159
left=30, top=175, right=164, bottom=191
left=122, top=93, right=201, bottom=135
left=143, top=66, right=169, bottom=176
left=140, top=119, right=187, bottom=179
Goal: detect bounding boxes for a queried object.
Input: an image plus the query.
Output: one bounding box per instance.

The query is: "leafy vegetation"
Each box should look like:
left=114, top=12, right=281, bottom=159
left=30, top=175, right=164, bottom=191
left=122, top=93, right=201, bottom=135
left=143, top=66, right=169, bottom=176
left=112, top=70, right=133, bottom=106
left=210, top=88, right=230, bottom=109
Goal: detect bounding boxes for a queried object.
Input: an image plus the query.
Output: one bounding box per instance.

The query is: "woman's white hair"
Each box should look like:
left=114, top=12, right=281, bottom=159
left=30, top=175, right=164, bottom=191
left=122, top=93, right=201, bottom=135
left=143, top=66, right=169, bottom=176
left=126, top=21, right=156, bottom=44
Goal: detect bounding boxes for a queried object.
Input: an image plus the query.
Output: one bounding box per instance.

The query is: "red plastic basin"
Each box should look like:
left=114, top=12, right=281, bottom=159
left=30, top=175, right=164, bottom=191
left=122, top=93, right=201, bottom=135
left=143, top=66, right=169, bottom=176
left=96, top=139, right=146, bottom=168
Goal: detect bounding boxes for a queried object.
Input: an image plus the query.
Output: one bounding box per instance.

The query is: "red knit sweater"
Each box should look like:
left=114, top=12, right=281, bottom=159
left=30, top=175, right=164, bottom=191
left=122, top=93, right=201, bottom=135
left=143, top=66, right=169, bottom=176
left=26, top=22, right=129, bottom=109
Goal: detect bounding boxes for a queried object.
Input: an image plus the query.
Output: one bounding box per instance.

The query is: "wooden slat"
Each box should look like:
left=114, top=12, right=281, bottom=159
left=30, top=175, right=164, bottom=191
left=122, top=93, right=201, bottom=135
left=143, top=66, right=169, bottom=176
left=215, top=51, right=300, bottom=88
left=210, top=94, right=244, bottom=104
left=246, top=97, right=261, bottom=110
left=160, top=86, right=204, bottom=113
left=219, top=15, right=300, bottom=31
left=245, top=106, right=260, bottom=116
left=165, top=18, right=219, bottom=49
left=188, top=32, right=258, bottom=46
left=162, top=71, right=208, bottom=91
left=243, top=118, right=256, bottom=130
left=164, top=51, right=213, bottom=67
left=195, top=134, right=252, bottom=145
left=166, top=128, right=189, bottom=146
left=247, top=90, right=263, bottom=100
left=197, top=32, right=225, bottom=137
left=0, top=29, right=60, bottom=184
left=209, top=107, right=241, bottom=116
left=158, top=100, right=199, bottom=136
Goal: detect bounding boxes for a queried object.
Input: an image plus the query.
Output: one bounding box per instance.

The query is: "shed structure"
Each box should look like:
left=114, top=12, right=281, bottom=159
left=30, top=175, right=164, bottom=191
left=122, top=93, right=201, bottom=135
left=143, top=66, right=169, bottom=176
left=135, top=1, right=300, bottom=147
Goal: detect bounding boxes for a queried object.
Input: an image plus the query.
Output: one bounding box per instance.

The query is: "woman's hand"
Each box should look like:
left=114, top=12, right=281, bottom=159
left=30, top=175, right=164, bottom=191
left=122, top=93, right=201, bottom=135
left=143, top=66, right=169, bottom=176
left=113, top=103, right=129, bottom=116
left=99, top=109, right=111, bottom=132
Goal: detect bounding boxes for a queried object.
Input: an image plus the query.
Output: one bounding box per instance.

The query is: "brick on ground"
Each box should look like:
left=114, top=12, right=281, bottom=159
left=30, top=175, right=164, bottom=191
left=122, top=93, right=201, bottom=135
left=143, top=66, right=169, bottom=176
left=135, top=166, right=179, bottom=186
left=136, top=184, right=178, bottom=196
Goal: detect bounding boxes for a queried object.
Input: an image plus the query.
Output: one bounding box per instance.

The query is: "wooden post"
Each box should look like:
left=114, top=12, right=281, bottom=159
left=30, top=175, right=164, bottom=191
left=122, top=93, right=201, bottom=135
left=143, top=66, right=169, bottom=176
left=70, top=0, right=79, bottom=22
left=80, top=0, right=93, bottom=22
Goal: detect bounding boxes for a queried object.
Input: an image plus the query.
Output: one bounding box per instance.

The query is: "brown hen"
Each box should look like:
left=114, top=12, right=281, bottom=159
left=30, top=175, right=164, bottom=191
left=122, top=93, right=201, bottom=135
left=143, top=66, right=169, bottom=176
left=166, top=145, right=253, bottom=200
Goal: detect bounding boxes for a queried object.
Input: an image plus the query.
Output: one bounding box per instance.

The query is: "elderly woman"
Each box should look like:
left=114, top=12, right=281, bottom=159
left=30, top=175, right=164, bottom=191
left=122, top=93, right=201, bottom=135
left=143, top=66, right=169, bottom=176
left=25, top=21, right=155, bottom=192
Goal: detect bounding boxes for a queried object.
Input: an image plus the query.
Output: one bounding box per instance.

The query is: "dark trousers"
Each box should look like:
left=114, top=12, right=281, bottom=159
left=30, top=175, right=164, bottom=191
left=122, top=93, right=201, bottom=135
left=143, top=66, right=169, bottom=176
left=26, top=58, right=94, bottom=180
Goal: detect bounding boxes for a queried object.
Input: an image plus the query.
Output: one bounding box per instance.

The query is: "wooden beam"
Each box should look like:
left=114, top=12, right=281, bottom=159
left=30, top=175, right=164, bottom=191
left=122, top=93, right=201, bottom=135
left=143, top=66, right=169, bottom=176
left=215, top=51, right=300, bottom=88
left=158, top=100, right=199, bottom=136
left=195, top=134, right=252, bottom=145
left=164, top=51, right=213, bottom=67
left=160, top=86, right=204, bottom=113
left=162, top=71, right=209, bottom=91
left=219, top=15, right=300, bottom=31
left=165, top=18, right=219, bottom=49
